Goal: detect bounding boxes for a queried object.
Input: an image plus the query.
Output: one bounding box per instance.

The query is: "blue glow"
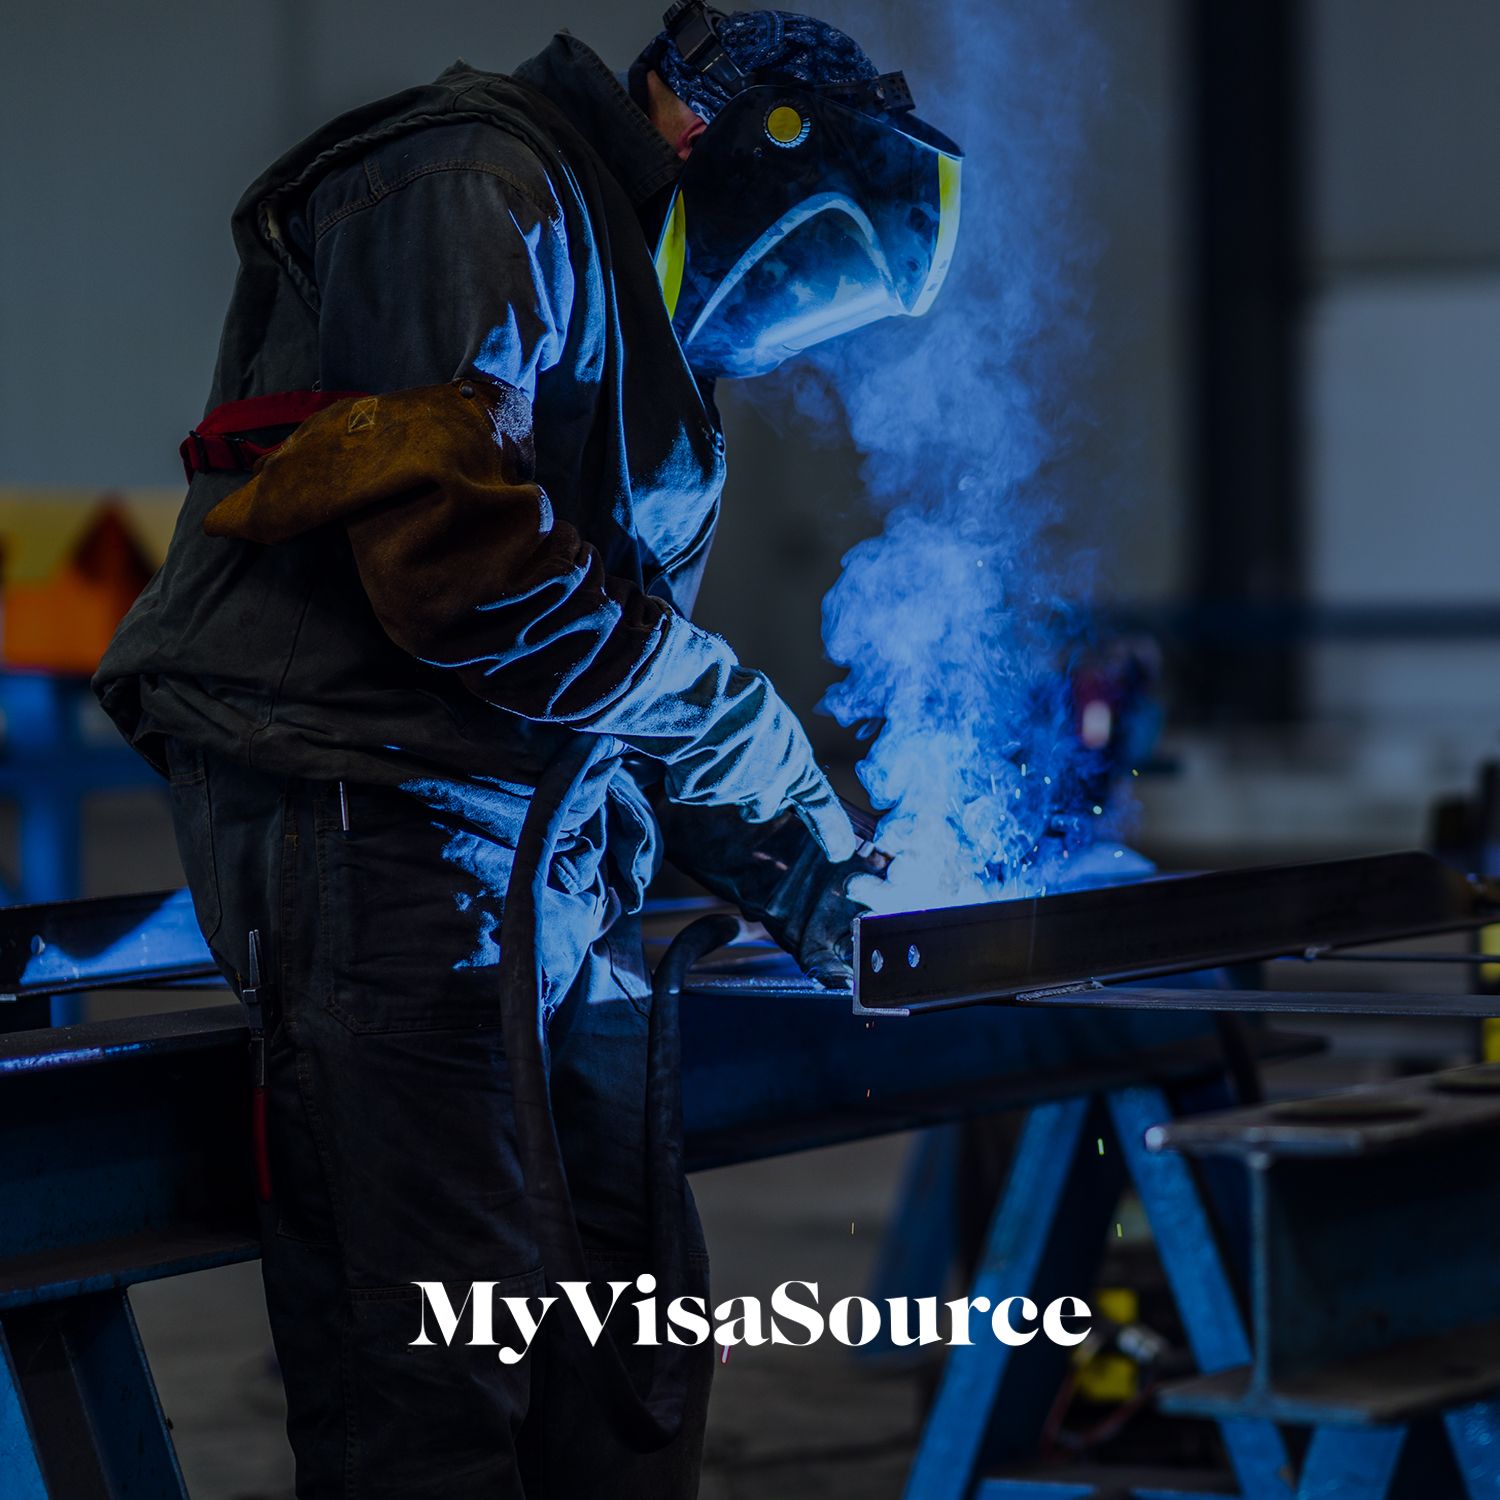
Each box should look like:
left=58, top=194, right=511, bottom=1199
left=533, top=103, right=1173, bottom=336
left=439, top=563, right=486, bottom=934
left=0, top=1041, right=148, bottom=1074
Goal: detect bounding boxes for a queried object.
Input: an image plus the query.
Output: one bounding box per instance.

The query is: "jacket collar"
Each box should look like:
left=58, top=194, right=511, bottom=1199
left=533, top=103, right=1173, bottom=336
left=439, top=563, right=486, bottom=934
left=512, top=33, right=682, bottom=207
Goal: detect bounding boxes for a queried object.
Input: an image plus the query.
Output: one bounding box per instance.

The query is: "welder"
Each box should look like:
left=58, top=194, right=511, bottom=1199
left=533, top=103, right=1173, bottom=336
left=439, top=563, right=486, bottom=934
left=94, top=5, right=961, bottom=1496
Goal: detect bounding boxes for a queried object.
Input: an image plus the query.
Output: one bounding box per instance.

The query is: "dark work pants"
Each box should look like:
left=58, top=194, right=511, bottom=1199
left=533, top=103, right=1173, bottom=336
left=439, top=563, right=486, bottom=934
left=165, top=741, right=712, bottom=1499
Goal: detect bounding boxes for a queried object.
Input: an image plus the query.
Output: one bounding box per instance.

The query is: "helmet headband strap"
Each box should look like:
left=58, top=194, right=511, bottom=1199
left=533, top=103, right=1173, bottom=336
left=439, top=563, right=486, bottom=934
left=661, top=2, right=748, bottom=98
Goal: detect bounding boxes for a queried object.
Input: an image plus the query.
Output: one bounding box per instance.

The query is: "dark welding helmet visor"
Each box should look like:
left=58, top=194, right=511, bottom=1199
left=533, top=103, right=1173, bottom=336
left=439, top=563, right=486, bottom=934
left=654, top=84, right=963, bottom=379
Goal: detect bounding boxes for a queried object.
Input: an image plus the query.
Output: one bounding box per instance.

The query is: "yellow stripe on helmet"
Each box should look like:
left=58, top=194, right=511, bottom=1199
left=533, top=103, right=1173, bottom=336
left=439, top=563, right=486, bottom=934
left=655, top=190, right=688, bottom=320
left=910, top=152, right=962, bottom=318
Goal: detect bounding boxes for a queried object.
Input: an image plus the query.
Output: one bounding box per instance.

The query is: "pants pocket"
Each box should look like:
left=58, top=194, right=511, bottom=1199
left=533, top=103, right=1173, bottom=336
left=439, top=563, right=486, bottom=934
left=317, top=782, right=509, bottom=1034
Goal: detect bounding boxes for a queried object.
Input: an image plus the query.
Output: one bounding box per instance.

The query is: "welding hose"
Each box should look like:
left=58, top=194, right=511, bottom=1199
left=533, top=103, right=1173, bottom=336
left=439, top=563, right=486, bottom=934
left=498, top=733, right=739, bottom=1451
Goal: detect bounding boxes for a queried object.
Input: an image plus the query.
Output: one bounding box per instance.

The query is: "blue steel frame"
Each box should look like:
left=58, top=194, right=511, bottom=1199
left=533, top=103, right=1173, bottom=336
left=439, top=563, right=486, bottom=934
left=861, top=1124, right=964, bottom=1366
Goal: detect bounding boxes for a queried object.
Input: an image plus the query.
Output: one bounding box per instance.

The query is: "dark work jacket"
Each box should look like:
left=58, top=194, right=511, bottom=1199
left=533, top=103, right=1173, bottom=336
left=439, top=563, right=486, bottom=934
left=94, top=35, right=727, bottom=861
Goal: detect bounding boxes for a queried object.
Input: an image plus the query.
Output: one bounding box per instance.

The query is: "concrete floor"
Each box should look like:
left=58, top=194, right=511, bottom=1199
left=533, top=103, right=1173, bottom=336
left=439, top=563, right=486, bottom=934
left=131, top=1136, right=927, bottom=1500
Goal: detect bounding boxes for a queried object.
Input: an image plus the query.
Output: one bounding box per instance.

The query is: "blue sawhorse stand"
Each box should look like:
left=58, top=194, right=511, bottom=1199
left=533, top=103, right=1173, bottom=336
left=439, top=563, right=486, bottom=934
left=1153, top=1070, right=1500, bottom=1500
left=905, top=1078, right=1500, bottom=1500
left=906, top=1085, right=1292, bottom=1500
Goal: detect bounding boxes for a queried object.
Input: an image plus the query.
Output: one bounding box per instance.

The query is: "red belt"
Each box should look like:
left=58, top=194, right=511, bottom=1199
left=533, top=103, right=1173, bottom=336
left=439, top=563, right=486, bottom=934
left=180, top=389, right=366, bottom=482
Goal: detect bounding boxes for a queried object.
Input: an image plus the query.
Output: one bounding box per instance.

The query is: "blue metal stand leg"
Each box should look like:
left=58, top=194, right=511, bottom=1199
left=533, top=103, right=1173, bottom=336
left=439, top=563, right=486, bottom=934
left=0, top=1291, right=187, bottom=1499
left=1294, top=1425, right=1406, bottom=1500
left=1109, top=1087, right=1295, bottom=1500
left=863, top=1125, right=963, bottom=1365
left=1447, top=1400, right=1500, bottom=1497
left=905, top=1096, right=1125, bottom=1500
left=0, top=1324, right=49, bottom=1499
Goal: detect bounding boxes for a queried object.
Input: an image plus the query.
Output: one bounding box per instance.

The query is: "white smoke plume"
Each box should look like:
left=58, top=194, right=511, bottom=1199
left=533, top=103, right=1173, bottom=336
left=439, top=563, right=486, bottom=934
left=766, top=0, right=1137, bottom=910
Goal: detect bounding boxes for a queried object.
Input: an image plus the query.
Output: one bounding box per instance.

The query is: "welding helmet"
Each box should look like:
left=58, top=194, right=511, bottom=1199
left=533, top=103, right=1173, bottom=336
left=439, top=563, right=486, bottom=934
left=648, top=3, right=963, bottom=379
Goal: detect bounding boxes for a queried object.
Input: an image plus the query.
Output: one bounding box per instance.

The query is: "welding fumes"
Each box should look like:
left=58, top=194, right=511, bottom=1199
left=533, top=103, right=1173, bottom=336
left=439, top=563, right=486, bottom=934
left=765, top=0, right=1136, bottom=911
left=825, top=510, right=1115, bottom=911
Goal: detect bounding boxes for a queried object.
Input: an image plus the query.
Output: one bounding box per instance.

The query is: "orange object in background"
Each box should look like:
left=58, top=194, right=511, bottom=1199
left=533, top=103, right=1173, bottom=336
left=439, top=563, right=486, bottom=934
left=0, top=492, right=177, bottom=676
left=4, top=505, right=155, bottom=674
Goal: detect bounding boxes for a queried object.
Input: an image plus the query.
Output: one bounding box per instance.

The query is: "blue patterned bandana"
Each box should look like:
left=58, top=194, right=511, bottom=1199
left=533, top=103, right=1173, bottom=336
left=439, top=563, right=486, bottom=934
left=638, top=9, right=878, bottom=125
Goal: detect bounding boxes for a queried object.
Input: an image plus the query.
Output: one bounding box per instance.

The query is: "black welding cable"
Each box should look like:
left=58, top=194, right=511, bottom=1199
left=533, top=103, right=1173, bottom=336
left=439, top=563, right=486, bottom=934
left=498, top=732, right=741, bottom=1451
left=499, top=733, right=604, bottom=1286
left=642, top=906, right=745, bottom=1349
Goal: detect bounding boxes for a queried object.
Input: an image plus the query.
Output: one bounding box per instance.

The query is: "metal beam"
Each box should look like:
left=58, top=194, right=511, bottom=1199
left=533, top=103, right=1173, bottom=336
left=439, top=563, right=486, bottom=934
left=855, top=852, right=1498, bottom=1014
left=0, top=889, right=209, bottom=1001
left=1016, top=989, right=1500, bottom=1021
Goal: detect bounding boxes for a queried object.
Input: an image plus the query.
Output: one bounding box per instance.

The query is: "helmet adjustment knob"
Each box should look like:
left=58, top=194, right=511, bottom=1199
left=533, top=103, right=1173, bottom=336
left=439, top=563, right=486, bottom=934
left=764, top=103, right=810, bottom=148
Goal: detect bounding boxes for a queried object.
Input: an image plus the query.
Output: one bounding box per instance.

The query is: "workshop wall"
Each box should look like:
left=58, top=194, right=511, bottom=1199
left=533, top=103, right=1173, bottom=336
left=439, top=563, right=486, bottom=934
left=1304, top=0, right=1500, bottom=753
